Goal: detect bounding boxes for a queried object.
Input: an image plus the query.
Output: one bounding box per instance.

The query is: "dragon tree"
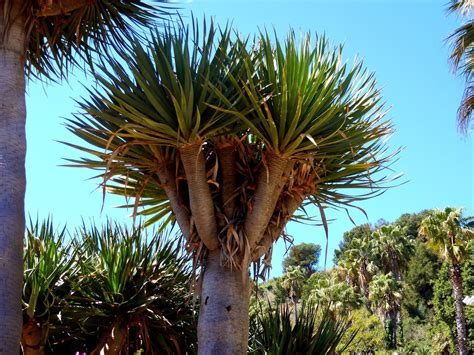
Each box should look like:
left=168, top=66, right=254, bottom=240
left=68, top=21, right=398, bottom=354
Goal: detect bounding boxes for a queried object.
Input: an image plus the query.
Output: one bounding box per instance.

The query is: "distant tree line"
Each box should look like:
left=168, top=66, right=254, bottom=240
left=255, top=208, right=473, bottom=353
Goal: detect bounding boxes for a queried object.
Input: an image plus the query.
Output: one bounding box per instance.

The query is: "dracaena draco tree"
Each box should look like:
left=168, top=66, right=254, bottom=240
left=419, top=207, right=474, bottom=355
left=66, top=20, right=398, bottom=353
left=0, top=0, right=172, bottom=350
left=22, top=220, right=196, bottom=355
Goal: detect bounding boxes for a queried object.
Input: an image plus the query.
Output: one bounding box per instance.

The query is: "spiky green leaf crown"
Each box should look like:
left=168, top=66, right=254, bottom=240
left=66, top=19, right=399, bottom=268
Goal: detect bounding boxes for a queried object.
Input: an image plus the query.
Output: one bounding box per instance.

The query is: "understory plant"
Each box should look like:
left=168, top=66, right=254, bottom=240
left=22, top=219, right=78, bottom=354
left=248, top=302, right=356, bottom=354
left=23, top=220, right=196, bottom=354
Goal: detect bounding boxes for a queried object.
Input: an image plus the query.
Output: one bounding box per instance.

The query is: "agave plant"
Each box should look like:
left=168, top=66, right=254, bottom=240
left=249, top=302, right=356, bottom=354
left=22, top=218, right=78, bottom=355
left=52, top=223, right=196, bottom=354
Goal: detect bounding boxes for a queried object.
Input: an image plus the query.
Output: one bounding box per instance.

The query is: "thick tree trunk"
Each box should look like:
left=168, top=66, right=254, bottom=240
left=197, top=250, right=250, bottom=354
left=179, top=143, right=219, bottom=250
left=0, top=1, right=26, bottom=353
left=450, top=263, right=468, bottom=355
left=244, top=152, right=288, bottom=248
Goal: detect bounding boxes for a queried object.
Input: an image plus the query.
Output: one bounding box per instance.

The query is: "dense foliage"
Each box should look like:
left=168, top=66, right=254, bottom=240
left=22, top=220, right=197, bottom=354
left=282, top=243, right=321, bottom=275
left=257, top=209, right=473, bottom=353
left=248, top=303, right=355, bottom=354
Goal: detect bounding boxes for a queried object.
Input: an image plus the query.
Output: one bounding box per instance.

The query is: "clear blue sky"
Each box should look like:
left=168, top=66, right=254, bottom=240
left=25, top=0, right=473, bottom=277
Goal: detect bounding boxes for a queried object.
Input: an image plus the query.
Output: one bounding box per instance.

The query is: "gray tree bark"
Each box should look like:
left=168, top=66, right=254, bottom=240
left=0, top=1, right=26, bottom=353
left=197, top=250, right=250, bottom=354
left=450, top=263, right=468, bottom=355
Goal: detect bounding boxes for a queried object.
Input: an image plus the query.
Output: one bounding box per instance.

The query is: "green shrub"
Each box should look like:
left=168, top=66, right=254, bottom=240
left=249, top=302, right=355, bottom=354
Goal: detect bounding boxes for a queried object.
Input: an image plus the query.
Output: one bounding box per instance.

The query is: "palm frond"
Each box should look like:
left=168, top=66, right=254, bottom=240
left=447, top=1, right=474, bottom=133
left=25, top=0, right=175, bottom=80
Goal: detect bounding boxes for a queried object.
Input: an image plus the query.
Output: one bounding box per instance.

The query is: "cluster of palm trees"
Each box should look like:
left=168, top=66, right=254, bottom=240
left=336, top=223, right=413, bottom=349
left=333, top=207, right=473, bottom=354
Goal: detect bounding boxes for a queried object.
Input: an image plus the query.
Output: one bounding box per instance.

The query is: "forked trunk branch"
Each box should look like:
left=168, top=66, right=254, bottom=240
left=179, top=143, right=219, bottom=250
left=91, top=319, right=128, bottom=355
left=216, top=142, right=237, bottom=220
left=244, top=151, right=289, bottom=248
left=252, top=193, right=304, bottom=261
left=156, top=164, right=192, bottom=242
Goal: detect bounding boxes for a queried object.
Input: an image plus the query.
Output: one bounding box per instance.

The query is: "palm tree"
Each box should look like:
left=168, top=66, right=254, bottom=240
left=306, top=273, right=362, bottom=314
left=448, top=0, right=474, bottom=133
left=371, top=224, right=414, bottom=282
left=280, top=266, right=306, bottom=319
left=67, top=20, right=398, bottom=353
left=419, top=207, right=474, bottom=355
left=0, top=1, right=171, bottom=350
left=370, top=224, right=413, bottom=350
left=337, top=236, right=377, bottom=310
left=368, top=273, right=402, bottom=350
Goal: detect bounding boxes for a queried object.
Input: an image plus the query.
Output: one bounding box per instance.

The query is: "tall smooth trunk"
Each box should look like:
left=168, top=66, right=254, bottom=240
left=197, top=250, right=250, bottom=354
left=450, top=263, right=468, bottom=355
left=0, top=1, right=26, bottom=353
